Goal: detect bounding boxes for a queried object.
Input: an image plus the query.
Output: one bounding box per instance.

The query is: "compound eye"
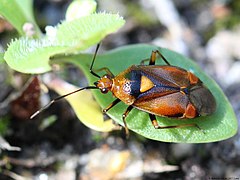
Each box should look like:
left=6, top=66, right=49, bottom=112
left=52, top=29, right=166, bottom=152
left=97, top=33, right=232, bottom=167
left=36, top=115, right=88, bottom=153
left=101, top=88, right=108, bottom=94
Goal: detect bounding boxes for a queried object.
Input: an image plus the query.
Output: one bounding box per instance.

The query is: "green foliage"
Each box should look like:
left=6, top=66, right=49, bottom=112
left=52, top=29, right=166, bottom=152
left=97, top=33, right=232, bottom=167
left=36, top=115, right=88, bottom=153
left=56, top=13, right=125, bottom=52
left=4, top=13, right=125, bottom=73
left=39, top=116, right=57, bottom=131
left=1, top=0, right=125, bottom=74
left=0, top=53, right=4, bottom=64
left=65, top=0, right=97, bottom=21
left=62, top=44, right=237, bottom=143
left=4, top=38, right=67, bottom=73
left=0, top=117, right=10, bottom=136
left=218, top=0, right=240, bottom=29
left=0, top=0, right=41, bottom=36
left=126, top=2, right=158, bottom=26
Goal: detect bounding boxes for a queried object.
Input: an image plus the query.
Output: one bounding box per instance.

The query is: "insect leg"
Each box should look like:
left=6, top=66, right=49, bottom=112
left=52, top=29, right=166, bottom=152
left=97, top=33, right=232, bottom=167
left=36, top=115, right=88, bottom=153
left=141, top=50, right=171, bottom=65
left=156, top=50, right=171, bottom=65
left=140, top=58, right=150, bottom=65
left=149, top=114, right=201, bottom=130
left=149, top=50, right=171, bottom=66
left=148, top=50, right=157, bottom=65
left=122, top=105, right=134, bottom=136
left=102, top=98, right=121, bottom=113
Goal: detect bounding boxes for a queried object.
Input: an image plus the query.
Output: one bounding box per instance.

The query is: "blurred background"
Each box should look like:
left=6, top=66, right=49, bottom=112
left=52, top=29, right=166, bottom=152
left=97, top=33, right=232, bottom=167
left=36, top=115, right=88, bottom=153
left=0, top=0, right=240, bottom=179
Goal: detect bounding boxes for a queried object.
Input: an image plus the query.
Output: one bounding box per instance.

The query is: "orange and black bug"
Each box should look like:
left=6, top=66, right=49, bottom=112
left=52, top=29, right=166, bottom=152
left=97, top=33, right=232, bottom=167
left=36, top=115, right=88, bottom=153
left=31, top=44, right=216, bottom=135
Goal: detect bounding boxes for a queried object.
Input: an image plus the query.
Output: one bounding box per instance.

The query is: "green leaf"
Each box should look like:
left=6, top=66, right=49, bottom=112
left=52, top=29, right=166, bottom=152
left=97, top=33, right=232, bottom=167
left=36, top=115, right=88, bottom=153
left=0, top=0, right=41, bottom=36
left=0, top=52, right=4, bottom=64
left=56, top=13, right=125, bottom=52
left=65, top=0, right=97, bottom=21
left=63, top=44, right=237, bottom=143
left=15, top=0, right=35, bottom=22
left=0, top=117, right=10, bottom=136
left=4, top=38, right=67, bottom=73
left=4, top=13, right=125, bottom=74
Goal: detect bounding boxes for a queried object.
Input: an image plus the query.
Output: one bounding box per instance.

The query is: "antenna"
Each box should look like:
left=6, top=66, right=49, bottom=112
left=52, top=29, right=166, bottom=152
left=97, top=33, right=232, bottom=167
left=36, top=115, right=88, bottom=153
left=89, top=43, right=101, bottom=78
left=31, top=44, right=102, bottom=119
left=30, top=86, right=98, bottom=119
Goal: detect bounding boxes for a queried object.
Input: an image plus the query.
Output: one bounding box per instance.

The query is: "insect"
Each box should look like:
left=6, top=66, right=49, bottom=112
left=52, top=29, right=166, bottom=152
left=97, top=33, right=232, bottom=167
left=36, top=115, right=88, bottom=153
left=31, top=44, right=216, bottom=135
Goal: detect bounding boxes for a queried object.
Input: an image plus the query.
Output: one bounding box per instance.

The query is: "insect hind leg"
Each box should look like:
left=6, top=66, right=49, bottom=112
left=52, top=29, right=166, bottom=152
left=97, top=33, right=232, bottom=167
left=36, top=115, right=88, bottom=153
left=146, top=50, right=171, bottom=66
left=122, top=105, right=134, bottom=137
left=149, top=114, right=201, bottom=130
left=102, top=98, right=121, bottom=113
left=140, top=58, right=150, bottom=65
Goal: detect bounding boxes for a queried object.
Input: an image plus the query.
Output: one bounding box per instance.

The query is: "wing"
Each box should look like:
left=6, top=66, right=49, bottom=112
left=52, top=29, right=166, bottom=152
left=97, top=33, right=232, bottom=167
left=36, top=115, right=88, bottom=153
left=133, top=91, right=189, bottom=117
left=139, top=65, right=190, bottom=88
left=130, top=65, right=191, bottom=117
left=131, top=65, right=190, bottom=101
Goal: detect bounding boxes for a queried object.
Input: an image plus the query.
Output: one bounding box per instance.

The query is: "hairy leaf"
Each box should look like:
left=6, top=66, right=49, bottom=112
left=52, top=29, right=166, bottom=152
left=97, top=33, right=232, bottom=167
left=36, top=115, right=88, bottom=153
left=4, top=13, right=125, bottom=73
